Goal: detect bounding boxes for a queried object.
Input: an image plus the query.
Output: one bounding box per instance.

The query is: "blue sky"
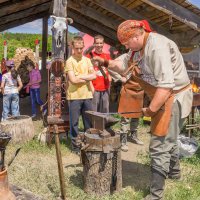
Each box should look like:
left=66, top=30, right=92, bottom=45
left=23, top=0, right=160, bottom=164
left=6, top=0, right=200, bottom=34
left=8, top=18, right=79, bottom=34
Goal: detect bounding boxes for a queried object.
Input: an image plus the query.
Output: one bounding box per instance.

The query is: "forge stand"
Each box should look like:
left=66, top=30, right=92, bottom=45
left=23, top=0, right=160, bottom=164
left=81, top=111, right=122, bottom=196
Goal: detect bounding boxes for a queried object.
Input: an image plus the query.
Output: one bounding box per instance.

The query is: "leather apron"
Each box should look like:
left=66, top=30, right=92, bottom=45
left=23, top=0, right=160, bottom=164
left=118, top=60, right=144, bottom=118
left=132, top=75, right=174, bottom=136
left=118, top=33, right=151, bottom=119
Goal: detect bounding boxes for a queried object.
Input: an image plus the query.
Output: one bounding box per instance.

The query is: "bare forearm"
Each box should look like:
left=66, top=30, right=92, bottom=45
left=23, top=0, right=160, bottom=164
left=93, top=56, right=125, bottom=74
left=70, top=78, right=86, bottom=84
left=108, top=60, right=125, bottom=74
left=18, top=81, right=23, bottom=91
left=149, top=87, right=172, bottom=112
left=79, top=73, right=96, bottom=81
left=67, top=71, right=86, bottom=84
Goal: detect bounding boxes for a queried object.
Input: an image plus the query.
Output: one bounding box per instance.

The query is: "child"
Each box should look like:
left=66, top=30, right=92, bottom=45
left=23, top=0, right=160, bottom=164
left=1, top=60, right=23, bottom=121
left=26, top=63, right=43, bottom=118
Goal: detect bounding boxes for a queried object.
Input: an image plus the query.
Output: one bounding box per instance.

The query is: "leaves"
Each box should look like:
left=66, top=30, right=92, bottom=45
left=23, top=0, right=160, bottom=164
left=0, top=32, right=77, bottom=60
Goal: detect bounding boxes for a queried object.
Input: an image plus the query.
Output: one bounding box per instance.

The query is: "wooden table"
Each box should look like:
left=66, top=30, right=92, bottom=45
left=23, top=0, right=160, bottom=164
left=187, top=93, right=200, bottom=136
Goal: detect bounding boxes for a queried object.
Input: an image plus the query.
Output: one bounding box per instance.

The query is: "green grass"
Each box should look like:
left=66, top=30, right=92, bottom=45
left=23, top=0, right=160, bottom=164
left=5, top=118, right=200, bottom=200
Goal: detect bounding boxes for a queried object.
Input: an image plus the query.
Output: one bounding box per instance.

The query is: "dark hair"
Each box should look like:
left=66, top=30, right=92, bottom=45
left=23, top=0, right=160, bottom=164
left=27, top=63, right=35, bottom=69
left=11, top=69, right=18, bottom=80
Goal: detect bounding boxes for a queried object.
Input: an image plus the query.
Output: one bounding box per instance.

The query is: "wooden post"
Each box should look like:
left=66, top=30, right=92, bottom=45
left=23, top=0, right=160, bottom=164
left=47, top=0, right=71, bottom=199
left=42, top=16, right=48, bottom=70
left=3, top=40, right=7, bottom=60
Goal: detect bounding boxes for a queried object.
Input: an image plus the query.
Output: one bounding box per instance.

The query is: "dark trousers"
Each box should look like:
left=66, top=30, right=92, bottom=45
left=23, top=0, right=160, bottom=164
left=30, top=88, right=43, bottom=115
left=92, top=90, right=109, bottom=113
left=68, top=99, right=92, bottom=138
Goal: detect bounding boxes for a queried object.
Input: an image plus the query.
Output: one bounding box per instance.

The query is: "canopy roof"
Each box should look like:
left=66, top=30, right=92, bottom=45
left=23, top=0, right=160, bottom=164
left=0, top=0, right=200, bottom=51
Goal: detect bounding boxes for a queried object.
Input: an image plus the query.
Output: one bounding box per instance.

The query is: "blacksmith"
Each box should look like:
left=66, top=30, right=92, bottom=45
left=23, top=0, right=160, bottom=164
left=109, top=20, right=152, bottom=151
left=94, top=20, right=193, bottom=199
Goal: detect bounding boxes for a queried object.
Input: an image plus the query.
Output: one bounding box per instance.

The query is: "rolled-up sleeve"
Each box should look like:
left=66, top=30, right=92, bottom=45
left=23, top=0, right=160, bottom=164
left=108, top=69, right=122, bottom=82
left=115, top=52, right=131, bottom=71
left=65, top=59, right=73, bottom=73
left=150, top=46, right=175, bottom=88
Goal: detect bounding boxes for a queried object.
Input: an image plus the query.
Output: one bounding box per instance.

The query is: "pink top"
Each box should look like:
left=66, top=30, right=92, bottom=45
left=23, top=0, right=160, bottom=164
left=29, top=69, right=41, bottom=89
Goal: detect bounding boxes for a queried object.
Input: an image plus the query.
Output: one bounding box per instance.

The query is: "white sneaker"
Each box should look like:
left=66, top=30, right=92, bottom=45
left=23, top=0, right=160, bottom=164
left=121, top=144, right=128, bottom=152
left=130, top=133, right=144, bottom=145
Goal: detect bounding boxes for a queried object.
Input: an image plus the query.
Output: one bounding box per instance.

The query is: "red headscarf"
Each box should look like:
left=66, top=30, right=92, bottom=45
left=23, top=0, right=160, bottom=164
left=117, top=20, right=153, bottom=44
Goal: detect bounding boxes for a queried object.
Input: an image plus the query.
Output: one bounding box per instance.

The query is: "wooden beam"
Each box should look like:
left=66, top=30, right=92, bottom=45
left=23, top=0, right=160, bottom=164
left=72, top=22, right=116, bottom=46
left=0, top=0, right=9, bottom=3
left=48, top=0, right=54, bottom=15
left=90, top=0, right=176, bottom=40
left=90, top=0, right=200, bottom=48
left=0, top=0, right=23, bottom=7
left=0, top=0, right=50, bottom=18
left=140, top=0, right=200, bottom=32
left=0, top=2, right=51, bottom=26
left=0, top=12, right=48, bottom=32
left=68, top=10, right=118, bottom=41
left=42, top=16, right=48, bottom=70
left=68, top=1, right=119, bottom=30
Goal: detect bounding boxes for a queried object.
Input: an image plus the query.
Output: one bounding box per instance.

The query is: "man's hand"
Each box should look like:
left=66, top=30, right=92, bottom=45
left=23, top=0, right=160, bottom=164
left=93, top=56, right=105, bottom=66
left=142, top=107, right=150, bottom=117
left=121, top=77, right=127, bottom=83
left=91, top=59, right=99, bottom=66
left=142, top=107, right=156, bottom=117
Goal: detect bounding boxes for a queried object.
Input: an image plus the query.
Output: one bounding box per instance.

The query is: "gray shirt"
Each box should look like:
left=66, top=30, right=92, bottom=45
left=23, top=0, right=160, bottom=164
left=113, top=33, right=193, bottom=118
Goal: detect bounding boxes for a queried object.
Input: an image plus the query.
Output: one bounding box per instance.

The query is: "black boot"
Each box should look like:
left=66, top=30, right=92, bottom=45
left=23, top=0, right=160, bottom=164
left=168, top=158, right=181, bottom=180
left=144, top=169, right=166, bottom=200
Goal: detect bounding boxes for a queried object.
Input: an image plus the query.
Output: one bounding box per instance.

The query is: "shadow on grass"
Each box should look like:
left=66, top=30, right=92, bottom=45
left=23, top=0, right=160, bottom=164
left=195, top=146, right=200, bottom=159
left=69, top=169, right=83, bottom=189
left=65, top=163, right=82, bottom=168
left=67, top=159, right=150, bottom=194
left=122, top=160, right=150, bottom=191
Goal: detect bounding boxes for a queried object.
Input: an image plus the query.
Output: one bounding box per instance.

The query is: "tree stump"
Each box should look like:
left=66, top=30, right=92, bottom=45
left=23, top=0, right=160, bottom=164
left=81, top=129, right=122, bottom=196
left=0, top=115, right=35, bottom=143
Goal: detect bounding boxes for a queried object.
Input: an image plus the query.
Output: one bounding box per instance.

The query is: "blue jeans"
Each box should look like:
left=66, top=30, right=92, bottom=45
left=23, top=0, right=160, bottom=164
left=68, top=99, right=92, bottom=138
left=2, top=93, right=20, bottom=121
left=30, top=88, right=43, bottom=116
